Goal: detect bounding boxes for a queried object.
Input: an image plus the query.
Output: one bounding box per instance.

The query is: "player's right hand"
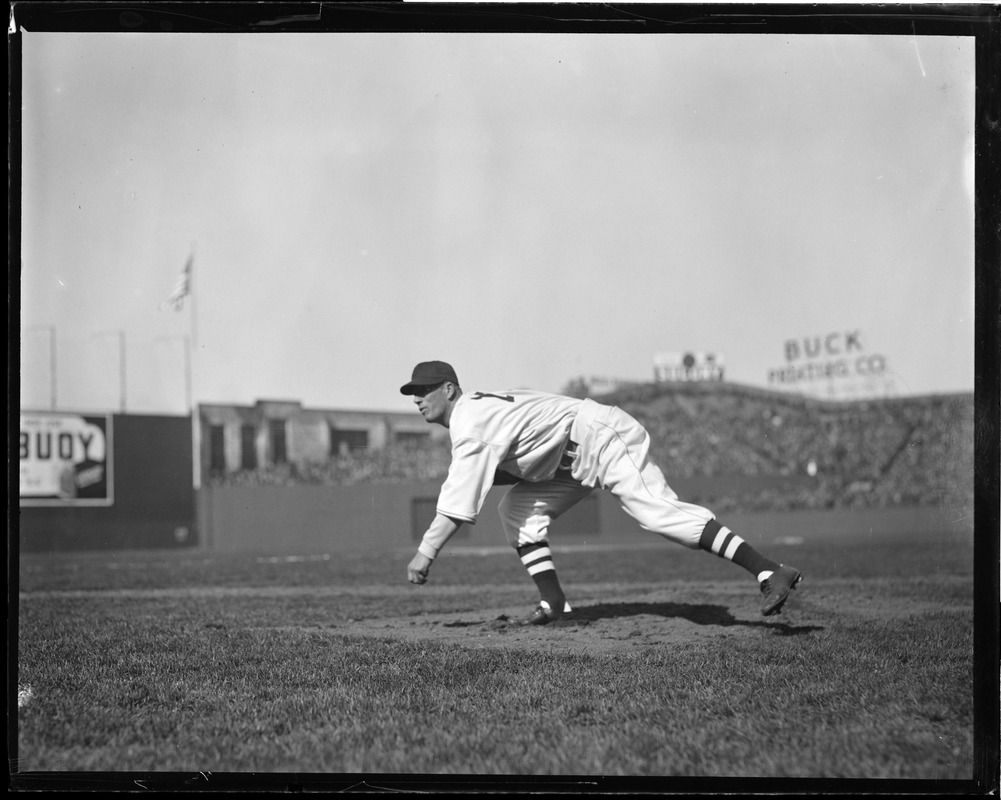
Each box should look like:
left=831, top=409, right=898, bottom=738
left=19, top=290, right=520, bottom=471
left=407, top=552, right=432, bottom=585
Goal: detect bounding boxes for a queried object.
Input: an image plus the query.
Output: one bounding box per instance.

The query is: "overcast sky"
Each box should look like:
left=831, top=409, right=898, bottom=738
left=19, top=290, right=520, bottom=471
left=18, top=30, right=976, bottom=415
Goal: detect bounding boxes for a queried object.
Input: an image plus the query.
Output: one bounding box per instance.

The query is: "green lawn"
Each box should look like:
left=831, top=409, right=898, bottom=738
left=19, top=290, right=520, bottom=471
left=13, top=532, right=984, bottom=789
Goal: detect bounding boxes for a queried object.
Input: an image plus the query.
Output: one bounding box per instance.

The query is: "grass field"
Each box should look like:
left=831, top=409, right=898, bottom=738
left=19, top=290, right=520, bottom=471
left=11, top=524, right=989, bottom=791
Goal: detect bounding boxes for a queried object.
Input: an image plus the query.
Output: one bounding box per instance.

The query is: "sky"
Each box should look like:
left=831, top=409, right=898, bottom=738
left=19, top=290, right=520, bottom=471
left=17, top=28, right=976, bottom=416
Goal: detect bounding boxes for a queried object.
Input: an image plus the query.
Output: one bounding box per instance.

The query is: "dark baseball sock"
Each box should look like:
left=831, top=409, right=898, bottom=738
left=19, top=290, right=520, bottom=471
left=516, top=541, right=567, bottom=611
left=699, top=519, right=780, bottom=583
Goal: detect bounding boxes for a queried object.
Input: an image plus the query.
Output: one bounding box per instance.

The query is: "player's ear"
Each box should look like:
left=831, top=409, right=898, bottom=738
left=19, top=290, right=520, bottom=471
left=445, top=382, right=459, bottom=400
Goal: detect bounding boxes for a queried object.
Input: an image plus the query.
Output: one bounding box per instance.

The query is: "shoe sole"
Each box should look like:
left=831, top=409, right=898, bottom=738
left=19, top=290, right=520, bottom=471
left=762, top=573, right=802, bottom=616
left=517, top=600, right=572, bottom=626
left=520, top=612, right=566, bottom=626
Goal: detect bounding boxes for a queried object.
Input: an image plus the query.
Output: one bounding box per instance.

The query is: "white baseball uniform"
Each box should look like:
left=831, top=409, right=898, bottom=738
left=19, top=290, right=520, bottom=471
left=419, top=389, right=716, bottom=557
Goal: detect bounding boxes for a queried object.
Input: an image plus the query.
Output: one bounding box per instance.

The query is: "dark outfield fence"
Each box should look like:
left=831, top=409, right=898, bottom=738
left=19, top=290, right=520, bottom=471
left=19, top=414, right=195, bottom=553
left=20, top=459, right=971, bottom=557
left=196, top=480, right=973, bottom=556
left=18, top=383, right=977, bottom=555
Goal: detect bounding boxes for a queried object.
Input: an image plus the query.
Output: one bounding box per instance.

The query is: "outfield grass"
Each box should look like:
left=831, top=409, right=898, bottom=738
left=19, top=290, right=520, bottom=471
left=13, top=530, right=980, bottom=788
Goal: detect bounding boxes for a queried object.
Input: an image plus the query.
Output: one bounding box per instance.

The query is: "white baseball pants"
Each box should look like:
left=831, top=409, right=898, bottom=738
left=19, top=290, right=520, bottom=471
left=497, top=399, right=714, bottom=548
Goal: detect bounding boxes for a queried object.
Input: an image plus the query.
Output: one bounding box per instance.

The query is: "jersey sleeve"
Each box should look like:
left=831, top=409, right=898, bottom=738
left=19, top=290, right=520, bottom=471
left=434, top=437, right=506, bottom=524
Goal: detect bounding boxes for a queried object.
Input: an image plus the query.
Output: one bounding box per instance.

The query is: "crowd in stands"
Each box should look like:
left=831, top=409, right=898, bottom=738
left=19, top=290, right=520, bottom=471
left=208, top=383, right=974, bottom=513
left=212, top=438, right=453, bottom=488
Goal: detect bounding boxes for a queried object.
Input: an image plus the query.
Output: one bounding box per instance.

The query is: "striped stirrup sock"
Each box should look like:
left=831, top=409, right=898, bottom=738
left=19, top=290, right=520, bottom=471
left=698, top=519, right=779, bottom=583
left=516, top=541, right=567, bottom=610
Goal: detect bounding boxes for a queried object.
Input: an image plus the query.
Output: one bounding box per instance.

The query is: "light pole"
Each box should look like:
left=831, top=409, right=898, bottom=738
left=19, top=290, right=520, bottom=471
left=27, top=325, right=57, bottom=410
left=92, top=330, right=126, bottom=413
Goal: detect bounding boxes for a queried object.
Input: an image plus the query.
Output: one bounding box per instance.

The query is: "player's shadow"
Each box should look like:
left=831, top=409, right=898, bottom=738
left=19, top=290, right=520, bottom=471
left=554, top=601, right=820, bottom=635
left=446, top=601, right=822, bottom=634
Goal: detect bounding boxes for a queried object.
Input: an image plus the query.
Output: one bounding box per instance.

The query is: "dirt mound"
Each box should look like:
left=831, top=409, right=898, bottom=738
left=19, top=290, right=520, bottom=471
left=320, top=584, right=826, bottom=653
left=309, top=575, right=974, bottom=654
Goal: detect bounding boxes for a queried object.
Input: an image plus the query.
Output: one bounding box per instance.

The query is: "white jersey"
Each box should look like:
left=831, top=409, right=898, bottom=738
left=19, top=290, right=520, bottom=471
left=435, top=389, right=583, bottom=524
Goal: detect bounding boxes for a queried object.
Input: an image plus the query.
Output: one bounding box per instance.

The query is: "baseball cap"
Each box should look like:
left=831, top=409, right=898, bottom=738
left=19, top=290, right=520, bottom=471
left=400, top=361, right=460, bottom=395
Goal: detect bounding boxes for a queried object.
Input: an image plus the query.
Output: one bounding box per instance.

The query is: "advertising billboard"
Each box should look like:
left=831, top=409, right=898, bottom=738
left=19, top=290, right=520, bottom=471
left=653, top=352, right=725, bottom=383
left=19, top=411, right=113, bottom=506
left=766, top=330, right=893, bottom=399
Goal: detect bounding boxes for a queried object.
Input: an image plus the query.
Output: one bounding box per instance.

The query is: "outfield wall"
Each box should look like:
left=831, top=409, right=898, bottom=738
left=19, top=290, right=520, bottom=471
left=19, top=414, right=196, bottom=553
left=196, top=483, right=973, bottom=556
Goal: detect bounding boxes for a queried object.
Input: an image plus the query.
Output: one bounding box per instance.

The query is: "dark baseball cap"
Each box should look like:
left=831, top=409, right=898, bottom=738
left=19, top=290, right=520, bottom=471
left=400, top=361, right=460, bottom=395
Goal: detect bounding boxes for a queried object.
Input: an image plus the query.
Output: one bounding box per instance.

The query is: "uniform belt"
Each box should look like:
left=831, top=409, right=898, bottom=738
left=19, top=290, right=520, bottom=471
left=558, top=437, right=579, bottom=470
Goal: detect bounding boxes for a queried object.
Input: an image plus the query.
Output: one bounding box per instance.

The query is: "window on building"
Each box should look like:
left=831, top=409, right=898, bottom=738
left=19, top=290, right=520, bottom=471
left=209, top=424, right=226, bottom=474
left=329, top=427, right=369, bottom=457
left=240, top=425, right=257, bottom=470
left=269, top=419, right=287, bottom=465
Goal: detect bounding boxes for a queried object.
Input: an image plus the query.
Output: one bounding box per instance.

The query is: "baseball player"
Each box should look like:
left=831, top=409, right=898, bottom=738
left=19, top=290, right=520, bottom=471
left=401, top=360, right=803, bottom=625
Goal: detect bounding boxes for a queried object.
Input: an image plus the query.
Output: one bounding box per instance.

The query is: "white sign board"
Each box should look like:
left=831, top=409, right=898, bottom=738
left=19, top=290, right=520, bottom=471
left=653, top=352, right=725, bottom=382
left=19, top=412, right=113, bottom=506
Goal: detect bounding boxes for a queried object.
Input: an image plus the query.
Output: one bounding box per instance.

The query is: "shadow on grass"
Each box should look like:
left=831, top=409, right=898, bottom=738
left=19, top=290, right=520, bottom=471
left=568, top=602, right=823, bottom=635
left=446, top=601, right=823, bottom=635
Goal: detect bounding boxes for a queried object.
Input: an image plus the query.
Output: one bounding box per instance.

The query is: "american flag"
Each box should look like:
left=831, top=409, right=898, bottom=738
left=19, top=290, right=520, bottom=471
left=160, top=255, right=192, bottom=312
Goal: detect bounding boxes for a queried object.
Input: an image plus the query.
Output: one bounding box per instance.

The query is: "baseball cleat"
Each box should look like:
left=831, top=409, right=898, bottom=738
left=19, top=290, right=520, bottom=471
left=760, top=565, right=803, bottom=616
left=518, top=601, right=568, bottom=626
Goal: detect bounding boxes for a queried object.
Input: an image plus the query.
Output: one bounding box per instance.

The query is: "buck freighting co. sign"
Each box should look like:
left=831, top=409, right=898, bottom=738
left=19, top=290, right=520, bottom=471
left=767, top=330, right=888, bottom=389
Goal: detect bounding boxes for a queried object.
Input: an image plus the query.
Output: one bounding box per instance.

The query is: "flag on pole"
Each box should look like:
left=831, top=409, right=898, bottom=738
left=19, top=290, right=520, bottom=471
left=160, top=255, right=193, bottom=312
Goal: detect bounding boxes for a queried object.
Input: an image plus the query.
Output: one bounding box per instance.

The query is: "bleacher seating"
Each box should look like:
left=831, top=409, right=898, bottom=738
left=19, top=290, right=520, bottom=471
left=207, top=383, right=975, bottom=513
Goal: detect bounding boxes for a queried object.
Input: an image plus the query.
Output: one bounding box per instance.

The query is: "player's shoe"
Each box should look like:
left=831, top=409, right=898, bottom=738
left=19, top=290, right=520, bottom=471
left=518, top=600, right=572, bottom=626
left=760, top=565, right=803, bottom=616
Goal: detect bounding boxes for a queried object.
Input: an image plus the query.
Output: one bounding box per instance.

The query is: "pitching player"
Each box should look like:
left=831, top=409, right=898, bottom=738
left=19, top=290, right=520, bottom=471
left=401, top=360, right=802, bottom=625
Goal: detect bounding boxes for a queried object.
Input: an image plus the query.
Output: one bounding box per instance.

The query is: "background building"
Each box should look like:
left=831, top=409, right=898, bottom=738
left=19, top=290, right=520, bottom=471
left=198, top=399, right=448, bottom=480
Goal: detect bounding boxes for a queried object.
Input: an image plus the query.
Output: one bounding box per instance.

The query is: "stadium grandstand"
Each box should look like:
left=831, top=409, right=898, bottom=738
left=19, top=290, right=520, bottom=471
left=206, top=382, right=974, bottom=516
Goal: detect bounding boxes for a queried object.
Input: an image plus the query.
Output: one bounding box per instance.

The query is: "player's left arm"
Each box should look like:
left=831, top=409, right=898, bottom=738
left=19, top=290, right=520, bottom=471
left=408, top=513, right=464, bottom=585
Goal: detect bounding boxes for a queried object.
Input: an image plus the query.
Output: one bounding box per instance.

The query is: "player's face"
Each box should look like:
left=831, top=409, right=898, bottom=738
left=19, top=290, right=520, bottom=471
left=413, top=382, right=449, bottom=425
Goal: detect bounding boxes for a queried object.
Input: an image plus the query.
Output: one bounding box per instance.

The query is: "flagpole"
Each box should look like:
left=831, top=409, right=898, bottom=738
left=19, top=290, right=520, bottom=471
left=188, top=247, right=201, bottom=491
left=183, top=333, right=192, bottom=412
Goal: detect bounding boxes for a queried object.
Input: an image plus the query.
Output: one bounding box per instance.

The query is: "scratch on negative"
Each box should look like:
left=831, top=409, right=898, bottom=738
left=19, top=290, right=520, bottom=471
left=912, top=27, right=927, bottom=78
